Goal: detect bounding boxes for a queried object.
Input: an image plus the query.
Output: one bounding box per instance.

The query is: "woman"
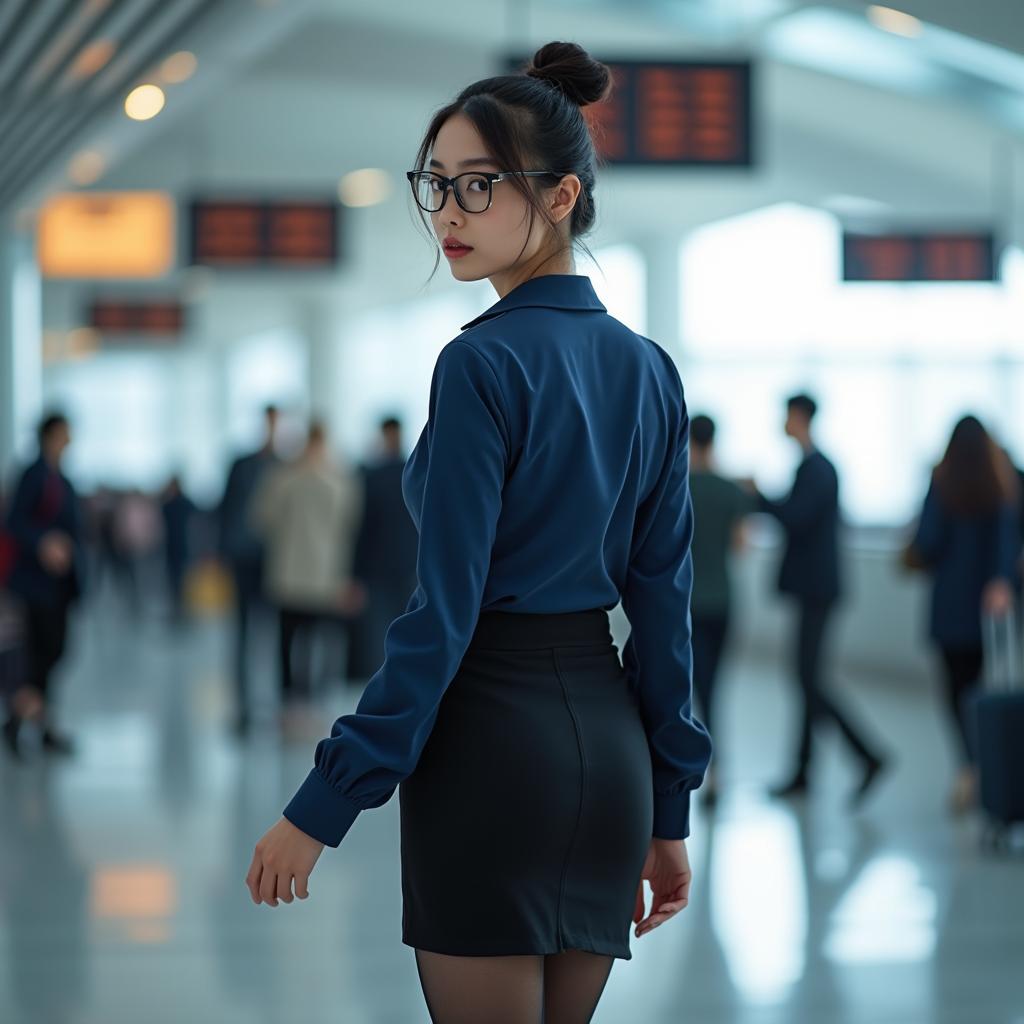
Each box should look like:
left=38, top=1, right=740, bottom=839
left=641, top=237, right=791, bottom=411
left=245, top=42, right=712, bottom=1023
left=906, top=415, right=1020, bottom=814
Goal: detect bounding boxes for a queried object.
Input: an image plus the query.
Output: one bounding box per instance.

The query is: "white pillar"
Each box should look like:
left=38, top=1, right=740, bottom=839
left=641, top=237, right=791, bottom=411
left=0, top=213, right=43, bottom=483
left=636, top=233, right=683, bottom=366
left=301, top=297, right=341, bottom=444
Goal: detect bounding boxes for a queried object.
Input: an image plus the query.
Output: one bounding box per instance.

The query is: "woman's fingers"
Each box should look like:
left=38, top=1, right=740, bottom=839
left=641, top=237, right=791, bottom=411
left=277, top=874, right=295, bottom=904
left=295, top=874, right=310, bottom=900
left=679, top=873, right=692, bottom=904
left=635, top=880, right=691, bottom=935
left=245, top=855, right=263, bottom=904
left=259, top=870, right=280, bottom=907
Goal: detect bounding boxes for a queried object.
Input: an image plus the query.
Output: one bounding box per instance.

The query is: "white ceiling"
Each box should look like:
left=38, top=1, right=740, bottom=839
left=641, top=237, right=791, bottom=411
left=12, top=0, right=1024, bottom=327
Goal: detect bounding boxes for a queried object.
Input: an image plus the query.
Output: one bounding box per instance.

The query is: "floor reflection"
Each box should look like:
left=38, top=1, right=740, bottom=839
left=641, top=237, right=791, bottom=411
left=1, top=594, right=1022, bottom=1024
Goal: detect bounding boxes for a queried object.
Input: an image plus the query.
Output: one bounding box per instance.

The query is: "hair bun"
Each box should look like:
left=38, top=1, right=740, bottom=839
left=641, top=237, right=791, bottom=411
left=525, top=41, right=612, bottom=107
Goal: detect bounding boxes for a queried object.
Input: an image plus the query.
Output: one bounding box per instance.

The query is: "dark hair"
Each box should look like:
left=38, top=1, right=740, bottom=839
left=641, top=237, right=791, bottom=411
left=411, top=41, right=612, bottom=278
left=690, top=414, right=716, bottom=448
left=38, top=412, right=68, bottom=445
left=787, top=393, right=818, bottom=422
left=934, top=415, right=1018, bottom=518
left=380, top=416, right=402, bottom=432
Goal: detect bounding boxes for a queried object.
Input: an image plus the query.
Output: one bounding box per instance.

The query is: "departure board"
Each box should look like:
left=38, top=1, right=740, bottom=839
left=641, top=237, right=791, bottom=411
left=190, top=200, right=339, bottom=267
left=506, top=57, right=752, bottom=167
left=89, top=300, right=184, bottom=334
left=843, top=233, right=997, bottom=282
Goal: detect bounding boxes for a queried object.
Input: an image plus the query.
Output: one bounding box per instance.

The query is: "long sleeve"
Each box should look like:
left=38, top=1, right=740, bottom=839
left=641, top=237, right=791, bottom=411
left=283, top=341, right=509, bottom=847
left=337, top=470, right=365, bottom=581
left=911, top=479, right=947, bottom=566
left=991, top=500, right=1021, bottom=584
left=6, top=465, right=46, bottom=551
left=759, top=458, right=830, bottom=535
left=620, top=396, right=713, bottom=841
left=216, top=460, right=242, bottom=558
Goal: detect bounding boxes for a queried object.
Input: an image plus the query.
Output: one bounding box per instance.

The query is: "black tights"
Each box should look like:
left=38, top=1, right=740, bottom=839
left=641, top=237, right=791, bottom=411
left=414, top=948, right=614, bottom=1024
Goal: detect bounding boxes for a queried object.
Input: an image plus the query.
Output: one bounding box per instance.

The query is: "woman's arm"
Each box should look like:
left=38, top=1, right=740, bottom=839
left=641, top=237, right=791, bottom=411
left=909, top=478, right=947, bottom=566
left=620, top=388, right=713, bottom=842
left=282, top=340, right=509, bottom=848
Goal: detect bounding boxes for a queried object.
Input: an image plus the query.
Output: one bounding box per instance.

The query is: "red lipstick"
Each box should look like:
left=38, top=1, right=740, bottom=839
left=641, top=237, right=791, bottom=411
left=443, top=235, right=474, bottom=259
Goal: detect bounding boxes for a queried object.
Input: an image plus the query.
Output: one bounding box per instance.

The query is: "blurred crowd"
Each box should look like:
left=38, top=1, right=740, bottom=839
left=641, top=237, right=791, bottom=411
left=1, top=395, right=1021, bottom=818
left=0, top=406, right=417, bottom=754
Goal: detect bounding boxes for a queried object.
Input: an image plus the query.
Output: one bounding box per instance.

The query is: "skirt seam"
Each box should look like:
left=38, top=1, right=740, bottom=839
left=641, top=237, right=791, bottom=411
left=552, top=646, right=588, bottom=954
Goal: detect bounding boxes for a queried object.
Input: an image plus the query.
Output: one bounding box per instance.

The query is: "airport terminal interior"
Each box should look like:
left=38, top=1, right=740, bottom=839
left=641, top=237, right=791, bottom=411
left=1, top=0, right=1024, bottom=1021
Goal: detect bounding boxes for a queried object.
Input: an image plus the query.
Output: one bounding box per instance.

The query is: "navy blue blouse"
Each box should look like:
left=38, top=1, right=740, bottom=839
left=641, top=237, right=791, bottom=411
left=283, top=274, right=712, bottom=846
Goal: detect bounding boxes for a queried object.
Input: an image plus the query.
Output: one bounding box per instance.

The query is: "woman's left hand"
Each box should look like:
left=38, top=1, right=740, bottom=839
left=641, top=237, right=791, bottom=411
left=246, top=817, right=325, bottom=907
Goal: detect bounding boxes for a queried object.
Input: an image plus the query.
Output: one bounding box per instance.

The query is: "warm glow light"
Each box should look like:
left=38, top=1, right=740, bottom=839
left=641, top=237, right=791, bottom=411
left=339, top=168, right=392, bottom=207
left=67, top=327, right=101, bottom=356
left=342, top=167, right=393, bottom=207
left=70, top=39, right=116, bottom=80
left=68, top=150, right=105, bottom=186
left=91, top=866, right=178, bottom=919
left=38, top=192, right=176, bottom=278
left=867, top=5, right=923, bottom=38
left=124, top=83, right=165, bottom=121
left=160, top=51, right=197, bottom=84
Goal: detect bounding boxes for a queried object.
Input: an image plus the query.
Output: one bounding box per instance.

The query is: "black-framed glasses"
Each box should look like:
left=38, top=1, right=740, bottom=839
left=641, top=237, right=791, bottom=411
left=405, top=170, right=558, bottom=214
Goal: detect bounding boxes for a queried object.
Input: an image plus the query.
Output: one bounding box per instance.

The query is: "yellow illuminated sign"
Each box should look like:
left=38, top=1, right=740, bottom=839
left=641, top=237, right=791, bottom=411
left=38, top=192, right=176, bottom=278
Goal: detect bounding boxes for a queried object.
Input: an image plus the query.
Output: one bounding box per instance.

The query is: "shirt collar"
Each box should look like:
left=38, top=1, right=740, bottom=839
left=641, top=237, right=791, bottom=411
left=460, top=274, right=606, bottom=331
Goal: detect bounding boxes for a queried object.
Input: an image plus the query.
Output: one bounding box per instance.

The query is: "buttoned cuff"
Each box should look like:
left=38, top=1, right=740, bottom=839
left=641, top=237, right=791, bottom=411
left=283, top=767, right=363, bottom=848
left=652, top=791, right=691, bottom=840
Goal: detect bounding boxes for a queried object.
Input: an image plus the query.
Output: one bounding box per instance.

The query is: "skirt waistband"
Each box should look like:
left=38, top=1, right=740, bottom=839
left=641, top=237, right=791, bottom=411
left=468, top=608, right=613, bottom=651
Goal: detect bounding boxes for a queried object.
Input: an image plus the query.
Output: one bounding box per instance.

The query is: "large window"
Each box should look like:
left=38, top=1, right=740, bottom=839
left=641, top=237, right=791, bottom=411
left=41, top=327, right=308, bottom=504
left=583, top=244, right=646, bottom=335
left=679, top=203, right=1023, bottom=525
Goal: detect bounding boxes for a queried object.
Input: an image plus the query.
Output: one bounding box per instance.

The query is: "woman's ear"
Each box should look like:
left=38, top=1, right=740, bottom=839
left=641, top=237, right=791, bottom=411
left=548, top=174, right=582, bottom=227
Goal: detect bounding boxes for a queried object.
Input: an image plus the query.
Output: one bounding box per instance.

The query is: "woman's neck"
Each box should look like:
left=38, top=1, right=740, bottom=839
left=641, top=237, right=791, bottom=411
left=490, top=247, right=576, bottom=299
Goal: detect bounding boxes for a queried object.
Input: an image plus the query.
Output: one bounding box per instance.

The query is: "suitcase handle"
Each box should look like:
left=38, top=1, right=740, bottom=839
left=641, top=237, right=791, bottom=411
left=982, top=611, right=1021, bottom=693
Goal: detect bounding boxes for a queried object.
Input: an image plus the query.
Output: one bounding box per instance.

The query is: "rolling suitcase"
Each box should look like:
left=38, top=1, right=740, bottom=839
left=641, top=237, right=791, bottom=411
left=971, top=611, right=1024, bottom=850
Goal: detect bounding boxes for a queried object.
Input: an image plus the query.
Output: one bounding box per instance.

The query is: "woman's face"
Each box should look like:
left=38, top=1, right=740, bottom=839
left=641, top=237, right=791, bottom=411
left=425, top=113, right=572, bottom=287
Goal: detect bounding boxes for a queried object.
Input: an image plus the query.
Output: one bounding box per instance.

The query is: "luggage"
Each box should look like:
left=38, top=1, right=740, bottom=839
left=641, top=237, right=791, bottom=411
left=971, top=611, right=1024, bottom=850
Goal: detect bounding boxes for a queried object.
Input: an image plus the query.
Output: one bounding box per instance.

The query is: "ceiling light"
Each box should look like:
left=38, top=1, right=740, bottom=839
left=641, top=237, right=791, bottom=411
left=160, top=51, right=197, bottom=84
left=125, top=84, right=165, bottom=121
left=867, top=5, right=923, bottom=39
left=339, top=168, right=392, bottom=208
left=68, top=150, right=105, bottom=186
left=819, top=194, right=891, bottom=216
left=70, top=39, right=116, bottom=80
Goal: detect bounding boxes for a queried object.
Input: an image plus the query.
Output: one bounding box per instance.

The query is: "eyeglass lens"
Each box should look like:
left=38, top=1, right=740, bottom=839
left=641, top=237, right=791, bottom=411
left=412, top=173, right=492, bottom=213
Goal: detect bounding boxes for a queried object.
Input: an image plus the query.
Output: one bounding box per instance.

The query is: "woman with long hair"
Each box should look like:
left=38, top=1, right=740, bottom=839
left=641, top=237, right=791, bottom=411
left=245, top=42, right=712, bottom=1023
left=907, top=414, right=1021, bottom=813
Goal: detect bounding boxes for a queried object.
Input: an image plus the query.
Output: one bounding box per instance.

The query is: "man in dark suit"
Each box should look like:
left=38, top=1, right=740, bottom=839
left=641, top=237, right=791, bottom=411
left=218, top=405, right=281, bottom=734
left=752, top=394, right=887, bottom=806
left=2, top=413, right=83, bottom=757
left=346, top=417, right=418, bottom=683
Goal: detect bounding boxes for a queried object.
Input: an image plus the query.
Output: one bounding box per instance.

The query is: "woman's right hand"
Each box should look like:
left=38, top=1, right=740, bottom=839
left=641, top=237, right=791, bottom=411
left=633, top=837, right=692, bottom=938
left=982, top=578, right=1014, bottom=618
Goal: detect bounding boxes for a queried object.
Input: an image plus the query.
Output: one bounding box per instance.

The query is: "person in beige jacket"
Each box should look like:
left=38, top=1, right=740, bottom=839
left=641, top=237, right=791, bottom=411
left=252, top=420, right=365, bottom=706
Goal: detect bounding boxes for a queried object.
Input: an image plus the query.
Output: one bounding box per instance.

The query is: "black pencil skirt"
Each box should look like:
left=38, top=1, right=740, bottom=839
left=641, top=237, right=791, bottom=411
left=399, top=608, right=654, bottom=960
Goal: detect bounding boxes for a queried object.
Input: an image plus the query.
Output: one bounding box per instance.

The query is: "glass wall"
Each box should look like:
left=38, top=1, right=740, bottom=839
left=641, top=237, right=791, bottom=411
left=679, top=203, right=1023, bottom=525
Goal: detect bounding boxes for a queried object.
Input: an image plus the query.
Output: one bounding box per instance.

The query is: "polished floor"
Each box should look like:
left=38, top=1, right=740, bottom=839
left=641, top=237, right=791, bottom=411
left=1, top=589, right=1022, bottom=1024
